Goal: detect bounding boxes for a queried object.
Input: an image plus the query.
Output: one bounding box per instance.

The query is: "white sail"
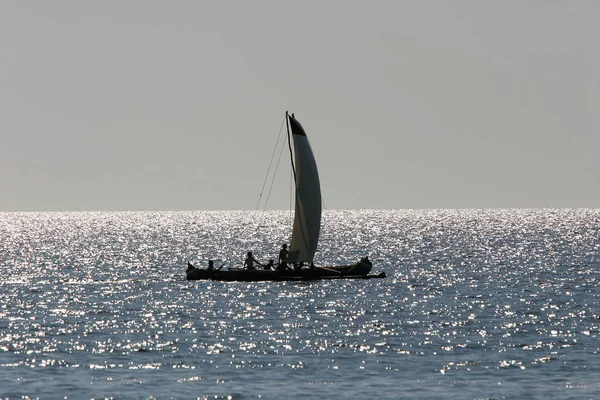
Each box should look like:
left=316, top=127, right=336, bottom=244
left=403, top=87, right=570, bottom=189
left=287, top=113, right=322, bottom=264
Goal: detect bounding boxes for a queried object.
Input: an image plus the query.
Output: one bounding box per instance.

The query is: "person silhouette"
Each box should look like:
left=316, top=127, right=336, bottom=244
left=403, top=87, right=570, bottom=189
left=264, top=259, right=275, bottom=270
left=244, top=251, right=262, bottom=270
left=278, top=244, right=289, bottom=269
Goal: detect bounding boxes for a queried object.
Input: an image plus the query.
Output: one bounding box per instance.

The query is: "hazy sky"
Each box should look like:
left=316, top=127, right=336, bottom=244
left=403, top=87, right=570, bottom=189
left=2, top=1, right=599, bottom=211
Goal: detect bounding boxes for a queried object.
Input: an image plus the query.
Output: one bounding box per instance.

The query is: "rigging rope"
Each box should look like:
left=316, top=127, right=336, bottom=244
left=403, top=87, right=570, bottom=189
left=255, top=116, right=286, bottom=210
left=263, top=136, right=287, bottom=211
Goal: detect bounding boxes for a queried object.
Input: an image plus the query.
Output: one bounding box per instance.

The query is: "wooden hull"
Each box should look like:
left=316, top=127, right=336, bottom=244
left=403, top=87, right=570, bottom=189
left=186, top=257, right=385, bottom=282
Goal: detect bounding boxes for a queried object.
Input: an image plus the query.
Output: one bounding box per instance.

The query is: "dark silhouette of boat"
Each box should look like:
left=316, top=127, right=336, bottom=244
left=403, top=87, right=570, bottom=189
left=187, top=257, right=386, bottom=281
left=186, top=112, right=385, bottom=282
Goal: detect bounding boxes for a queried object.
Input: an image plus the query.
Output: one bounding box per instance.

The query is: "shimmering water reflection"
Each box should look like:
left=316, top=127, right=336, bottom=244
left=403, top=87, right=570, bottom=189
left=1, top=210, right=600, bottom=398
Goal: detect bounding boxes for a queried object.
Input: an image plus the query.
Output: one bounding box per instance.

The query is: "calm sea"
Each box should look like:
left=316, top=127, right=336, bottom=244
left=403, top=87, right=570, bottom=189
left=1, top=209, right=599, bottom=399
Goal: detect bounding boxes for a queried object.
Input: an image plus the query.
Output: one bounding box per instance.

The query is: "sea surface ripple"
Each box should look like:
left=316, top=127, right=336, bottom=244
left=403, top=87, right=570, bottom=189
left=1, top=209, right=600, bottom=399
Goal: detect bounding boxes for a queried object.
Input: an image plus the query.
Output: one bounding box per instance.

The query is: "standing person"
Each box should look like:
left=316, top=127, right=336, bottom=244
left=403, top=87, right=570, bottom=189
left=244, top=251, right=262, bottom=270
left=278, top=244, right=289, bottom=269
left=207, top=260, right=215, bottom=271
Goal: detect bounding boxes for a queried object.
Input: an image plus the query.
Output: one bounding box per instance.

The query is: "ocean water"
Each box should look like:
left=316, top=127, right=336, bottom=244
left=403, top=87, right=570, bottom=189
left=1, top=209, right=600, bottom=399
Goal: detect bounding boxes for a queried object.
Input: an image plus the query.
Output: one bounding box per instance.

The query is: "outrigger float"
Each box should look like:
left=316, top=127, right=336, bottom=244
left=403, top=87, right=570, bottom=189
left=185, top=112, right=385, bottom=282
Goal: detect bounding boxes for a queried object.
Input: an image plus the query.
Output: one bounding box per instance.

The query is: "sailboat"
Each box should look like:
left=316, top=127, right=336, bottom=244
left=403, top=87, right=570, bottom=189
left=186, top=112, right=385, bottom=281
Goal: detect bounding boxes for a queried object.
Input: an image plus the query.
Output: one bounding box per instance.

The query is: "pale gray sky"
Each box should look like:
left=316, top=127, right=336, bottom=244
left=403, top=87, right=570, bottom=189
left=2, top=1, right=599, bottom=211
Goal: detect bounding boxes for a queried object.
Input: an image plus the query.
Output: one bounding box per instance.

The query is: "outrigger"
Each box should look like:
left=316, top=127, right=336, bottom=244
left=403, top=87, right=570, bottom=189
left=187, top=257, right=386, bottom=282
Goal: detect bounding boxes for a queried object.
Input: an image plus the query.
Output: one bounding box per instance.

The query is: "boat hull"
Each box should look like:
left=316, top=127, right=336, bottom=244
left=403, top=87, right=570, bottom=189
left=186, top=257, right=383, bottom=282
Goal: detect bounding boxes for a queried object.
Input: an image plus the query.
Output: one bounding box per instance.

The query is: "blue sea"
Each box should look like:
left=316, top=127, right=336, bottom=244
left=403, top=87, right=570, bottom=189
left=1, top=209, right=600, bottom=399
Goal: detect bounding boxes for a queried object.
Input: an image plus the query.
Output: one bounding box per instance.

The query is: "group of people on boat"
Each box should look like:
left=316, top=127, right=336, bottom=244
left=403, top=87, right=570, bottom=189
left=243, top=243, right=291, bottom=271
left=188, top=244, right=297, bottom=273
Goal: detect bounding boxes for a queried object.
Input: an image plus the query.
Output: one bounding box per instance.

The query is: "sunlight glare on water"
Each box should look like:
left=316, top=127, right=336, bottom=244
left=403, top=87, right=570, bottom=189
left=1, top=209, right=600, bottom=398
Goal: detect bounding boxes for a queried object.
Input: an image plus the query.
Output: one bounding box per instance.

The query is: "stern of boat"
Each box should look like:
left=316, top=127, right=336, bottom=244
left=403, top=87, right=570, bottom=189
left=347, top=256, right=373, bottom=275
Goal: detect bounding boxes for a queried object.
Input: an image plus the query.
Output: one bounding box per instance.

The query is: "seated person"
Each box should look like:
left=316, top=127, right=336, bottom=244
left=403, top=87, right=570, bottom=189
left=264, top=259, right=274, bottom=270
left=244, top=251, right=262, bottom=270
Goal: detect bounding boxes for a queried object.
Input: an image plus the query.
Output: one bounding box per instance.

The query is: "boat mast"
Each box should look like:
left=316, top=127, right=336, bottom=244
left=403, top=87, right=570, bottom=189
left=285, top=111, right=297, bottom=184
